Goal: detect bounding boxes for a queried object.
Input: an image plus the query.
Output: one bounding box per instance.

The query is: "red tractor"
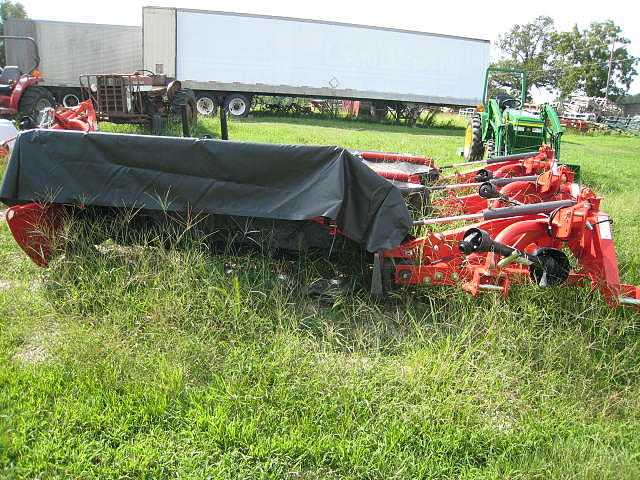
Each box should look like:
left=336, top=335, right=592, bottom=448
left=0, top=36, right=54, bottom=124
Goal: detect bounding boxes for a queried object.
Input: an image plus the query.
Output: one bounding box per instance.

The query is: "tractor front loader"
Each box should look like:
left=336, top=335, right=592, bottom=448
left=463, top=68, right=563, bottom=161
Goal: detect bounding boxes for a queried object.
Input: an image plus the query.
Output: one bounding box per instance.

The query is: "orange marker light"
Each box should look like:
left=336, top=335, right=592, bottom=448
left=32, top=70, right=40, bottom=77
left=476, top=105, right=484, bottom=112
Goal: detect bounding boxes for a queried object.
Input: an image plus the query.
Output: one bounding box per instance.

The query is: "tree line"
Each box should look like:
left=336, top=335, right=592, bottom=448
left=492, top=16, right=638, bottom=101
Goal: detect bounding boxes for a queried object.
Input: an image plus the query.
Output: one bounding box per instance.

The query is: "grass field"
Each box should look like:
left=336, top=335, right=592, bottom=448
left=1, top=114, right=640, bottom=479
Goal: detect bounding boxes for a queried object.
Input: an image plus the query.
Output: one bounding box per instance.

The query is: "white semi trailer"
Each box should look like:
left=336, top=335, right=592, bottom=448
left=6, top=9, right=490, bottom=118
left=143, top=7, right=490, bottom=117
left=5, top=18, right=142, bottom=106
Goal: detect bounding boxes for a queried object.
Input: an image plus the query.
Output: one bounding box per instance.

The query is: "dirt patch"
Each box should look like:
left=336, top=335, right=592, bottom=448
left=13, top=342, right=47, bottom=365
left=0, top=279, right=40, bottom=292
left=482, top=408, right=515, bottom=433
left=12, top=328, right=61, bottom=366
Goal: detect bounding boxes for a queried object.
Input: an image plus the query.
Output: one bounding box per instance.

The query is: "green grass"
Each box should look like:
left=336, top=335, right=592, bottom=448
left=1, top=116, right=640, bottom=478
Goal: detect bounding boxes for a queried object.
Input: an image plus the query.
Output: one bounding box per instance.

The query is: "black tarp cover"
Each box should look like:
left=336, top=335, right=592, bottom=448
left=0, top=130, right=412, bottom=252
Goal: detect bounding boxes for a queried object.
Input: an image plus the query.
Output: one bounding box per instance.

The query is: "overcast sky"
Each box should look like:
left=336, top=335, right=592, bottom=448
left=18, top=0, right=640, bottom=98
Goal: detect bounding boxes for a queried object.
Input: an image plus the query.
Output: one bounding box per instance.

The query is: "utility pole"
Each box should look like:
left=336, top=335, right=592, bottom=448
left=605, top=38, right=615, bottom=102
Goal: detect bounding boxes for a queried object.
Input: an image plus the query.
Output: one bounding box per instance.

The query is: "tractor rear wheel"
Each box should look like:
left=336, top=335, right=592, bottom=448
left=172, top=88, right=197, bottom=136
left=463, top=114, right=484, bottom=161
left=18, top=86, right=55, bottom=126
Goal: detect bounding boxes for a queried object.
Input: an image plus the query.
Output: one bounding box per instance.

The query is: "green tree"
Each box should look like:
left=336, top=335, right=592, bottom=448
left=0, top=0, right=27, bottom=64
left=551, top=21, right=638, bottom=99
left=490, top=16, right=557, bottom=99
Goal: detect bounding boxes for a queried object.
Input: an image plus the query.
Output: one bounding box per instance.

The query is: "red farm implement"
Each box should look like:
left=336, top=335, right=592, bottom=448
left=354, top=147, right=638, bottom=309
left=36, top=100, right=98, bottom=132
left=1, top=131, right=638, bottom=311
left=0, top=100, right=97, bottom=156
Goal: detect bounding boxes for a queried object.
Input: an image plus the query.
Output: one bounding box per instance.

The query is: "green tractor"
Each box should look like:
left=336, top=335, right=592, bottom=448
left=463, top=67, right=563, bottom=161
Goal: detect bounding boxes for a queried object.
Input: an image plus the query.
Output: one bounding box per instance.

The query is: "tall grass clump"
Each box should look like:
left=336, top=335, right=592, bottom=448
left=41, top=212, right=379, bottom=344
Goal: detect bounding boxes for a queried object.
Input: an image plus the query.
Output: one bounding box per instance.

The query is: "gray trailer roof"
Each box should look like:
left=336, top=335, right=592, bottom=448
left=152, top=6, right=490, bottom=44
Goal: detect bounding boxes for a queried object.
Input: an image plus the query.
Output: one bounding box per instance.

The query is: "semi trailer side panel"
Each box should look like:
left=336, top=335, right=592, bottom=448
left=142, top=7, right=176, bottom=78
left=143, top=7, right=490, bottom=106
left=6, top=18, right=142, bottom=87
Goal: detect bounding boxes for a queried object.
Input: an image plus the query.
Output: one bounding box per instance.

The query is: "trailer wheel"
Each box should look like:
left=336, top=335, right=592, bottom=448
left=195, top=93, right=218, bottom=116
left=224, top=94, right=251, bottom=117
left=58, top=89, right=81, bottom=107
left=18, top=86, right=55, bottom=126
left=463, top=114, right=484, bottom=161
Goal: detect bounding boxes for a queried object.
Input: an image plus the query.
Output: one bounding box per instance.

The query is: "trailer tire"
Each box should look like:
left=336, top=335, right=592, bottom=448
left=463, top=114, right=484, bottom=161
left=224, top=94, right=251, bottom=117
left=58, top=89, right=81, bottom=107
left=195, top=93, right=218, bottom=116
left=18, top=86, right=55, bottom=126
